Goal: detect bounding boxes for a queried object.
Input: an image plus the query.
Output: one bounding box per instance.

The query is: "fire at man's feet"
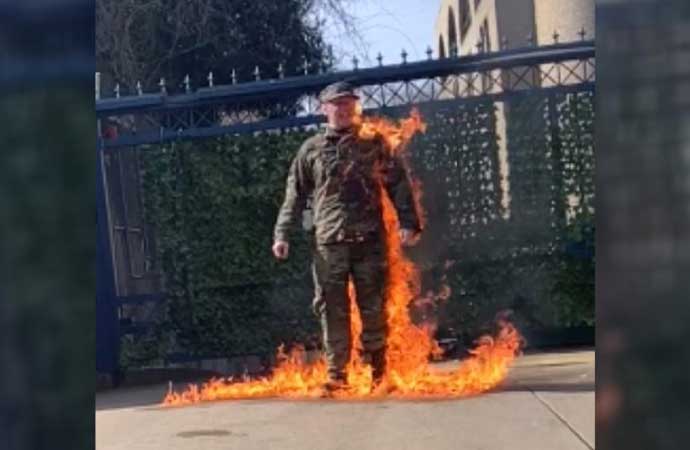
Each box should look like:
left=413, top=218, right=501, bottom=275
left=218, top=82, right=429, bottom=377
left=163, top=109, right=523, bottom=406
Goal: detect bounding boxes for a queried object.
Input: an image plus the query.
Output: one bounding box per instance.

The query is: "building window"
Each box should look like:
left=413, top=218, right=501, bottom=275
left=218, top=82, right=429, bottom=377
left=481, top=19, right=491, bottom=52
left=481, top=19, right=493, bottom=91
left=459, top=0, right=471, bottom=41
left=448, top=7, right=459, bottom=56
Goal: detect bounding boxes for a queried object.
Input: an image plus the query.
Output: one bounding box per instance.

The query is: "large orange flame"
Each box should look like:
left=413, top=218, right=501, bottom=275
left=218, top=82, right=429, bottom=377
left=163, top=108, right=522, bottom=406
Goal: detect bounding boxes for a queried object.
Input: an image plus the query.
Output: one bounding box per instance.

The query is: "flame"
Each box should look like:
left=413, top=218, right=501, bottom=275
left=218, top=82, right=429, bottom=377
left=354, top=104, right=427, bottom=155
left=163, top=108, right=522, bottom=406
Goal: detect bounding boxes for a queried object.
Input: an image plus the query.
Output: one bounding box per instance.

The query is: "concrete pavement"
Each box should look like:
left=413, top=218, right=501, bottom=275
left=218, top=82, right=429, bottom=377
left=96, top=348, right=594, bottom=450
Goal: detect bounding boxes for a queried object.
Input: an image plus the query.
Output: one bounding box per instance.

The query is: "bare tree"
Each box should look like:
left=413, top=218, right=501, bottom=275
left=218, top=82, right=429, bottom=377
left=96, top=0, right=364, bottom=94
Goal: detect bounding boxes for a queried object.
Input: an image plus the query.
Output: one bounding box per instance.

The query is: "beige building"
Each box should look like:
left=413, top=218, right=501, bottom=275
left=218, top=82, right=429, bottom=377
left=435, top=0, right=594, bottom=57
left=433, top=0, right=594, bottom=218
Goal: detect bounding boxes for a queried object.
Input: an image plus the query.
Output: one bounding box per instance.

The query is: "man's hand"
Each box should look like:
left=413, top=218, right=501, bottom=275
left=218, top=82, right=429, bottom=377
left=399, top=229, right=417, bottom=247
left=272, top=240, right=290, bottom=260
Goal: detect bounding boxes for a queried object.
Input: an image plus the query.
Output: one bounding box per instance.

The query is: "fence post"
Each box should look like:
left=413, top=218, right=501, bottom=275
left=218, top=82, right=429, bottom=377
left=96, top=137, right=121, bottom=384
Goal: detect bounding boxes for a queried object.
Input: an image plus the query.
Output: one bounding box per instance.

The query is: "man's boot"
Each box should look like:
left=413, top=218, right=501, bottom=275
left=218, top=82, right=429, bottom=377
left=322, top=370, right=347, bottom=396
left=370, top=348, right=386, bottom=386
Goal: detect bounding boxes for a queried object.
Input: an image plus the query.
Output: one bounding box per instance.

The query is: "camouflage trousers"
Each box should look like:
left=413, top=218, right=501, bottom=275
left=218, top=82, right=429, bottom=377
left=312, top=238, right=387, bottom=381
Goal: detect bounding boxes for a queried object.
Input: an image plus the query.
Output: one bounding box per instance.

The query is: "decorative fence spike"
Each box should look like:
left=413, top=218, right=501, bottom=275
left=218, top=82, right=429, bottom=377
left=183, top=74, right=191, bottom=93
left=401, top=49, right=408, bottom=64
left=553, top=30, right=560, bottom=44
left=377, top=52, right=383, bottom=67
left=352, top=56, right=359, bottom=70
left=159, top=77, right=167, bottom=95
left=278, top=63, right=285, bottom=79
left=501, top=36, right=508, bottom=50
left=426, top=46, right=433, bottom=60
left=527, top=32, right=535, bottom=47
left=114, top=83, right=120, bottom=98
left=579, top=27, right=586, bottom=41
left=136, top=81, right=142, bottom=96
left=476, top=39, right=483, bottom=54
left=254, top=66, right=261, bottom=81
left=303, top=58, right=309, bottom=75
left=208, top=71, right=214, bottom=87
left=231, top=69, right=237, bottom=84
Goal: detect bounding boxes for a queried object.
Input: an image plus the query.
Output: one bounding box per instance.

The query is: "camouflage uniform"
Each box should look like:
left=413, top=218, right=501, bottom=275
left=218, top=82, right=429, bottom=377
left=274, top=83, right=421, bottom=382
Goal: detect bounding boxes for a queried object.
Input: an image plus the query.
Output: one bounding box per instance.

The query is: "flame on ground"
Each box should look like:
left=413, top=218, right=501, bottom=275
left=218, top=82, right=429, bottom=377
left=163, top=108, right=522, bottom=406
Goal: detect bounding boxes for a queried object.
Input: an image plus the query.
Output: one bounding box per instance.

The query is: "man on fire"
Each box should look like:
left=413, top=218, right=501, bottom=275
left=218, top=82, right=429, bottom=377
left=272, top=81, right=422, bottom=393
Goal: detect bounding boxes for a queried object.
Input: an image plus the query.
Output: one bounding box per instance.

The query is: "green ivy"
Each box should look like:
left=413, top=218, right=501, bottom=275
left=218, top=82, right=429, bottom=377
left=139, top=131, right=319, bottom=361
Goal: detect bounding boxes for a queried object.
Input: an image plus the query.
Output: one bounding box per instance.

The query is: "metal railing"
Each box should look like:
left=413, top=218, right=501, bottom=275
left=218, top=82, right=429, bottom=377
left=96, top=40, right=594, bottom=148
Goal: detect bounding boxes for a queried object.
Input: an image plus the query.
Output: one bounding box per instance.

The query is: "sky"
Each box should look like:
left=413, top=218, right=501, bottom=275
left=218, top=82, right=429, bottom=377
left=323, top=0, right=441, bottom=69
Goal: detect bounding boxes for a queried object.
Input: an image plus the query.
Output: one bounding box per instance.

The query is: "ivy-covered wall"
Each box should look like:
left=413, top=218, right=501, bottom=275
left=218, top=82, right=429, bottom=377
left=124, top=91, right=594, bottom=366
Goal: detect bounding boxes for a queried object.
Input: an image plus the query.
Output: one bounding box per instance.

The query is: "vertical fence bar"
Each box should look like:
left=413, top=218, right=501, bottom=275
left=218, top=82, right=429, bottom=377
left=95, top=70, right=121, bottom=379
left=96, top=137, right=122, bottom=382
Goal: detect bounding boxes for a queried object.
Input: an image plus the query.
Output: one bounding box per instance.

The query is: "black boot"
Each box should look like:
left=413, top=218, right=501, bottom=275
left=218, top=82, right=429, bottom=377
left=369, top=348, right=386, bottom=385
left=322, top=370, right=347, bottom=396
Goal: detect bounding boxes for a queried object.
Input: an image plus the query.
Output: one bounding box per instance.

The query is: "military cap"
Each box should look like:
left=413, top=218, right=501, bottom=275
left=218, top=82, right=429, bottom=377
left=319, top=81, right=360, bottom=103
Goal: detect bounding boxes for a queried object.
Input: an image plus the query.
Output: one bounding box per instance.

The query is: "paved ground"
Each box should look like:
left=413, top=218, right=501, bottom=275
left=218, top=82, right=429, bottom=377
left=96, top=348, right=594, bottom=450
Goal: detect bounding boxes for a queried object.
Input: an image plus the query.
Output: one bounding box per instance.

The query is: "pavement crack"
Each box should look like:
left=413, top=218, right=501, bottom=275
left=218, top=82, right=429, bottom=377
left=530, top=390, right=594, bottom=450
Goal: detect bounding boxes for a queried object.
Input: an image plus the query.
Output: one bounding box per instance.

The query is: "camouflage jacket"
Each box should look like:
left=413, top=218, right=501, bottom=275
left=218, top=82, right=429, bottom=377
left=274, top=125, right=422, bottom=245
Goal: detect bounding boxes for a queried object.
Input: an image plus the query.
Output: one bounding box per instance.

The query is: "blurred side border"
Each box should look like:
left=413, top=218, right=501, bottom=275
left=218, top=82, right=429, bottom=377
left=596, top=1, right=690, bottom=449
left=0, top=1, right=95, bottom=450
left=0, top=0, right=94, bottom=90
